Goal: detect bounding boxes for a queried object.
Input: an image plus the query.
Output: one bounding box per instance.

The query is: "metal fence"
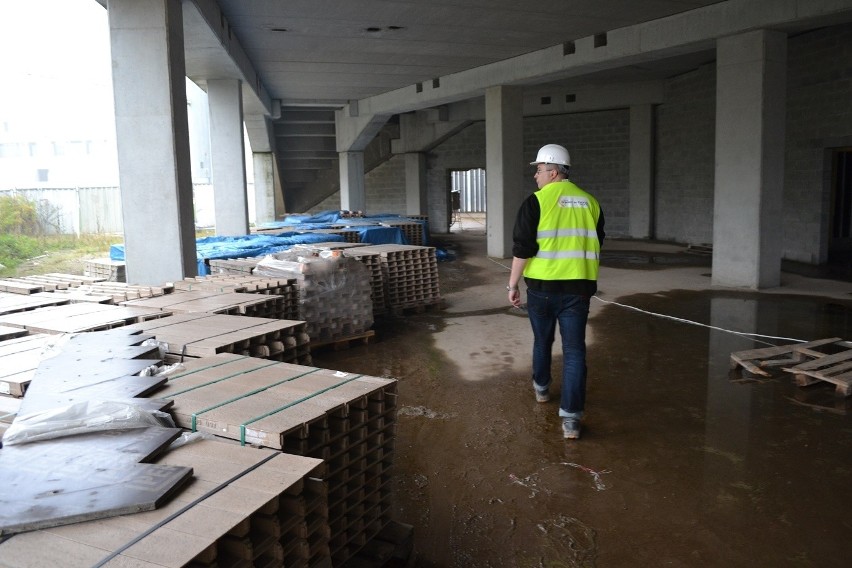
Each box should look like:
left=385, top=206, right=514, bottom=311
left=450, top=168, right=487, bottom=212
left=1, top=184, right=219, bottom=235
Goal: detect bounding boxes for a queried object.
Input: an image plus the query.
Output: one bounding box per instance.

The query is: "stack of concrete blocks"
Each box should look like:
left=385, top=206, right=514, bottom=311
left=158, top=353, right=398, bottom=566
left=0, top=439, right=331, bottom=567
left=357, top=244, right=442, bottom=312
left=254, top=252, right=374, bottom=343
left=82, top=258, right=127, bottom=282
left=173, top=274, right=301, bottom=321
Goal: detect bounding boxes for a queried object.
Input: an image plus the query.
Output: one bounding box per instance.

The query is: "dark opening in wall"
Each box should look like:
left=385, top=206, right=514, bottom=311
left=541, top=96, right=551, bottom=105
left=594, top=33, right=607, bottom=47
left=416, top=83, right=423, bottom=93
left=563, top=41, right=575, bottom=55
left=432, top=78, right=440, bottom=88
left=566, top=94, right=576, bottom=103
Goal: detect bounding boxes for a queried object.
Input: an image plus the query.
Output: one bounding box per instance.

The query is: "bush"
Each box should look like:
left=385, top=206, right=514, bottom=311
left=0, top=194, right=40, bottom=236
left=0, top=234, right=41, bottom=272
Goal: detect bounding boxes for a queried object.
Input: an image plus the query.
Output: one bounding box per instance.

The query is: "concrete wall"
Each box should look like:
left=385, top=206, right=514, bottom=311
left=524, top=111, right=630, bottom=237
left=307, top=23, right=852, bottom=259
left=784, top=24, right=852, bottom=264
left=655, top=63, right=716, bottom=245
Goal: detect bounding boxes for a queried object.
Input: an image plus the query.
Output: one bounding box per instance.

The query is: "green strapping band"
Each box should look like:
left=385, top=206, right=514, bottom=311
left=167, top=354, right=250, bottom=381
left=239, top=374, right=363, bottom=445
left=189, top=367, right=319, bottom=432
left=169, top=359, right=282, bottom=399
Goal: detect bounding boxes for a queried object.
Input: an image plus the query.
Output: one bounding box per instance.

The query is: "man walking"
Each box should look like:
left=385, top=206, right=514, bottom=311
left=507, top=144, right=605, bottom=439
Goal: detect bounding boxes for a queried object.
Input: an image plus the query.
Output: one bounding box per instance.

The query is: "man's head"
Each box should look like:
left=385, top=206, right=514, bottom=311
left=530, top=144, right=570, bottom=188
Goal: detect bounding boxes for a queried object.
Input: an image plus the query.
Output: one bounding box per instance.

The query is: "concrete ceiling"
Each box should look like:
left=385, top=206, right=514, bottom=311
left=210, top=0, right=726, bottom=107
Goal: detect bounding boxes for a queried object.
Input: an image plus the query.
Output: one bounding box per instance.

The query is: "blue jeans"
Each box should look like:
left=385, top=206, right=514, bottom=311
left=526, top=289, right=590, bottom=419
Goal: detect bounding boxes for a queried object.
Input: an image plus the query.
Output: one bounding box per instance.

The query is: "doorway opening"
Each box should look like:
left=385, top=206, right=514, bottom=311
left=449, top=168, right=486, bottom=231
left=828, top=148, right=852, bottom=269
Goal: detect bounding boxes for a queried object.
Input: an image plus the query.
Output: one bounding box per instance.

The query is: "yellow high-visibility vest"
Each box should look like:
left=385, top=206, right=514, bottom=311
left=523, top=180, right=601, bottom=281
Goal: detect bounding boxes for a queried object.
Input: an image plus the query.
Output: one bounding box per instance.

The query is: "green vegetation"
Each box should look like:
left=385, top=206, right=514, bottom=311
left=0, top=194, right=120, bottom=277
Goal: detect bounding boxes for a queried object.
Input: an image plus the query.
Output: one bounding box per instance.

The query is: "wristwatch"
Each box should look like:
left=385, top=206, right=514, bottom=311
left=506, top=285, right=518, bottom=291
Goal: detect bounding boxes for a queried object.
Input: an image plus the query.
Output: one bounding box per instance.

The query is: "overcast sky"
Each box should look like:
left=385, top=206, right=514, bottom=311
left=0, top=0, right=114, bottom=139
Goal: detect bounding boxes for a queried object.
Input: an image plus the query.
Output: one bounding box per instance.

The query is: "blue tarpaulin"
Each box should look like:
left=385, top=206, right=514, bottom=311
left=110, top=232, right=346, bottom=276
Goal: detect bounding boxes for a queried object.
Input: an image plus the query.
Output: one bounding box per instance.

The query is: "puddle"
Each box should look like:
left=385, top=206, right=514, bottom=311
left=313, top=236, right=852, bottom=567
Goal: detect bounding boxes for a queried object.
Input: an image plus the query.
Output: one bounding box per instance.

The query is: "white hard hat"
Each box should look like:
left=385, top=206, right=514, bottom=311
left=530, top=144, right=571, bottom=167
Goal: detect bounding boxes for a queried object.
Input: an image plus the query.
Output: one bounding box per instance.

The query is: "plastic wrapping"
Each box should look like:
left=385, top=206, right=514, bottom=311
left=167, top=430, right=215, bottom=450
left=1, top=400, right=176, bottom=446
left=254, top=254, right=374, bottom=341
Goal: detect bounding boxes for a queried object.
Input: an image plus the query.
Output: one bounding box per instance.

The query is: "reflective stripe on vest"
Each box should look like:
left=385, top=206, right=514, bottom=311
left=524, top=180, right=601, bottom=281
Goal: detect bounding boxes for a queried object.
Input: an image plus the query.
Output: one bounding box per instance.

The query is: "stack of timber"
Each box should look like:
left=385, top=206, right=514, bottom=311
left=730, top=337, right=852, bottom=396
left=121, top=289, right=290, bottom=319
left=356, top=244, right=442, bottom=314
left=126, top=312, right=312, bottom=365
left=0, top=302, right=171, bottom=334
left=173, top=274, right=300, bottom=321
left=83, top=257, right=127, bottom=282
left=0, top=273, right=105, bottom=293
left=157, top=353, right=398, bottom=566
left=255, top=254, right=375, bottom=343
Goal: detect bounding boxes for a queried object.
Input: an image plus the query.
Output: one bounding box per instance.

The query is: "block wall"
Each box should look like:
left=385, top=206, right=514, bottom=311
left=784, top=23, right=852, bottom=264
left=654, top=63, right=717, bottom=245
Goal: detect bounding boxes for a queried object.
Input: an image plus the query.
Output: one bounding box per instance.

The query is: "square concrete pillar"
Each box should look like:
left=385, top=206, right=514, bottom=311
left=109, top=0, right=197, bottom=284
left=485, top=86, right=524, bottom=258
left=713, top=30, right=787, bottom=288
left=208, top=79, right=249, bottom=236
left=253, top=152, right=276, bottom=225
left=404, top=152, right=428, bottom=215
left=340, top=151, right=366, bottom=212
left=629, top=104, right=655, bottom=239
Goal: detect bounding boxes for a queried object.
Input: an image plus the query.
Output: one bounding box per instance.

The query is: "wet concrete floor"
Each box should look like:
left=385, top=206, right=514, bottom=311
left=314, top=230, right=852, bottom=568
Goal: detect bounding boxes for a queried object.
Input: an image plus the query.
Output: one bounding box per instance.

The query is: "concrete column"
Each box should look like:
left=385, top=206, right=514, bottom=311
left=485, top=86, right=524, bottom=258
left=108, top=0, right=196, bottom=284
left=713, top=30, right=787, bottom=288
left=629, top=104, right=655, bottom=239
left=208, top=79, right=248, bottom=236
left=253, top=152, right=276, bottom=225
left=339, top=151, right=366, bottom=212
left=404, top=152, right=427, bottom=215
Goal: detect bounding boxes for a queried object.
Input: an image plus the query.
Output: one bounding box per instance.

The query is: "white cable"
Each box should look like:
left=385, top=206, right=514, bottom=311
left=591, top=296, right=806, bottom=345
left=488, top=256, right=805, bottom=346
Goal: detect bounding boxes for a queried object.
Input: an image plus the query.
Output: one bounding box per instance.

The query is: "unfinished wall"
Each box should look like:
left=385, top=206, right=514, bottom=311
left=524, top=110, right=630, bottom=237
left=655, top=63, right=716, bottom=246
left=784, top=24, right=852, bottom=264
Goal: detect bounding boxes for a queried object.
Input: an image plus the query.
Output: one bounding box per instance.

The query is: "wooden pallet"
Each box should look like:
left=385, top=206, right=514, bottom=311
left=311, top=330, right=376, bottom=352
left=730, top=337, right=852, bottom=396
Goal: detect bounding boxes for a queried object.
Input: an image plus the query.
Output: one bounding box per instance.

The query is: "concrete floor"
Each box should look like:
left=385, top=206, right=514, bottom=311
left=314, top=224, right=852, bottom=568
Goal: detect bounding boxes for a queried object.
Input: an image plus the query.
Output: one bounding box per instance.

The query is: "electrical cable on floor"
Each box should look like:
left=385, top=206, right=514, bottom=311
left=487, top=256, right=805, bottom=347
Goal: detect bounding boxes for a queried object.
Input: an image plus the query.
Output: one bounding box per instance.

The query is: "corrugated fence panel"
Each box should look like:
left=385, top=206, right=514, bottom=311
left=450, top=168, right=487, bottom=213
left=77, top=186, right=123, bottom=234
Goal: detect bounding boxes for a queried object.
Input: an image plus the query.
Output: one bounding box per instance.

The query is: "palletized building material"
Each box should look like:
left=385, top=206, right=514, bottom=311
left=355, top=244, right=441, bottom=312
left=59, top=281, right=173, bottom=303
left=121, top=289, right=289, bottom=319
left=173, top=275, right=300, bottom=321
left=0, top=439, right=329, bottom=568
left=0, top=291, right=70, bottom=315
left=83, top=257, right=127, bottom=282
left=209, top=257, right=262, bottom=275
left=0, top=333, right=54, bottom=397
left=0, top=302, right=171, bottom=334
left=157, top=353, right=397, bottom=566
left=0, top=273, right=105, bottom=294
left=126, top=312, right=312, bottom=365
left=379, top=220, right=426, bottom=246
left=255, top=255, right=374, bottom=342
